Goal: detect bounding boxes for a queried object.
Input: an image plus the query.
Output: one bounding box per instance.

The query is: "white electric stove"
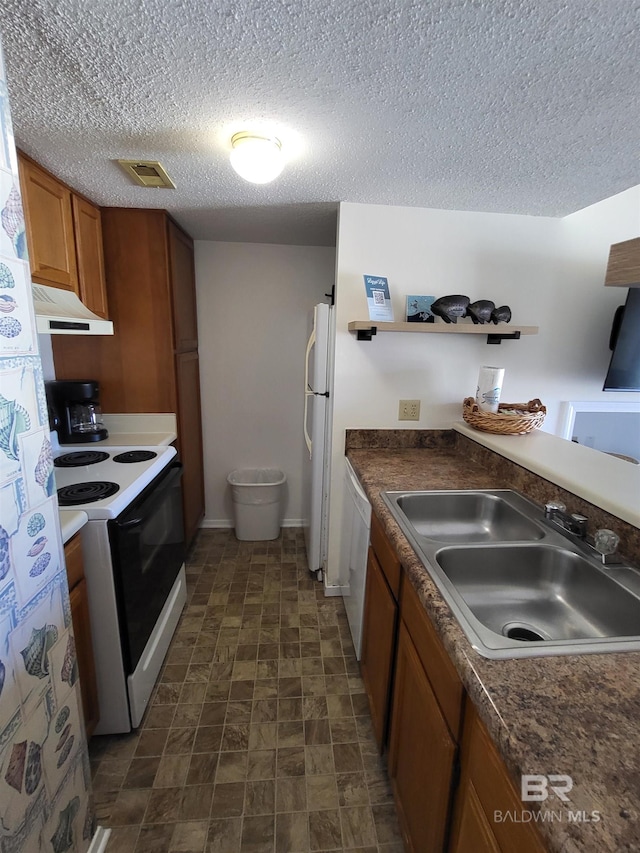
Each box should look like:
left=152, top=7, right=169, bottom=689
left=54, top=444, right=177, bottom=516
left=54, top=441, right=187, bottom=733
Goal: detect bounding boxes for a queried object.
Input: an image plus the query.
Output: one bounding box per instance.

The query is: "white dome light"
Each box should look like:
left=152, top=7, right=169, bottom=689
left=229, top=132, right=284, bottom=184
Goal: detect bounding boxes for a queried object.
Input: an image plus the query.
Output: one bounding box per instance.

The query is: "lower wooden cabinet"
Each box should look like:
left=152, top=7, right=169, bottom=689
left=362, top=504, right=548, bottom=853
left=64, top=534, right=100, bottom=738
left=361, top=511, right=402, bottom=752
left=388, top=620, right=458, bottom=852
left=449, top=699, right=547, bottom=853
left=450, top=775, right=501, bottom=853
left=360, top=546, right=398, bottom=749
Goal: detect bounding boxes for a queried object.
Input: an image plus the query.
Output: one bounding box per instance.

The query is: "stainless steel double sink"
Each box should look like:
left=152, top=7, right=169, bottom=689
left=382, top=489, right=640, bottom=659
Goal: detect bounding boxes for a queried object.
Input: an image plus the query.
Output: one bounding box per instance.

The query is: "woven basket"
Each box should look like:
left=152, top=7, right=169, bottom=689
left=462, top=397, right=546, bottom=435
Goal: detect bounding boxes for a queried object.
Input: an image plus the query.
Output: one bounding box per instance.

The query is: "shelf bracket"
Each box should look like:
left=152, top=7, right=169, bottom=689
left=486, top=331, right=521, bottom=345
left=356, top=326, right=377, bottom=341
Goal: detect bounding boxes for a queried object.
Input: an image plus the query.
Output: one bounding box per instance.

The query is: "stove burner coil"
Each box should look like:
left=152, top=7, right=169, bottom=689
left=112, top=450, right=158, bottom=463
left=54, top=451, right=110, bottom=468
left=57, top=482, right=120, bottom=506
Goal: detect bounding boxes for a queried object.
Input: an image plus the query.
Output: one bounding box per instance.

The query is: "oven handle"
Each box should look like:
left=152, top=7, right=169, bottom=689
left=118, top=517, right=143, bottom=529
left=113, top=460, right=183, bottom=528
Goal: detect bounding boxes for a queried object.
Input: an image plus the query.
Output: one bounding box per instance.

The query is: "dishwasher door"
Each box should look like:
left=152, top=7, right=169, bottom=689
left=342, top=459, right=372, bottom=660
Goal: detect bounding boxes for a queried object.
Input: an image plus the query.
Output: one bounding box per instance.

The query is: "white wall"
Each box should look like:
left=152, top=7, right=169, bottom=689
left=556, top=186, right=640, bottom=402
left=325, top=192, right=640, bottom=588
left=573, top=411, right=640, bottom=460
left=195, top=241, right=336, bottom=527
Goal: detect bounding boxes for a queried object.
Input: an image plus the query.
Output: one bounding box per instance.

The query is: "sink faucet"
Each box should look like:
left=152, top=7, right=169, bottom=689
left=544, top=501, right=622, bottom=565
left=544, top=501, right=588, bottom=537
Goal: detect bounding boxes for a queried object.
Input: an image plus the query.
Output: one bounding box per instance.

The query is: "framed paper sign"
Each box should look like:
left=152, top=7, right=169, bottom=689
left=406, top=295, right=435, bottom=323
left=363, top=275, right=394, bottom=322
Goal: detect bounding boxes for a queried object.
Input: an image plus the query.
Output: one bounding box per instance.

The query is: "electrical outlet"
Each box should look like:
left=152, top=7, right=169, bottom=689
left=398, top=399, right=421, bottom=421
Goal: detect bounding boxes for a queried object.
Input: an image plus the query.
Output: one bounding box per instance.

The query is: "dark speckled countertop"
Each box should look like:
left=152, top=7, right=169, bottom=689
left=346, top=431, right=640, bottom=853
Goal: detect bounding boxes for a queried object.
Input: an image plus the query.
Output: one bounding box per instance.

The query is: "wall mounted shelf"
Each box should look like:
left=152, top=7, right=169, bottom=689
left=348, top=320, right=539, bottom=344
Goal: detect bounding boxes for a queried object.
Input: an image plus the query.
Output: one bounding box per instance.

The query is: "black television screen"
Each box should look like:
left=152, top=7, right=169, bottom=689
left=603, top=288, right=640, bottom=391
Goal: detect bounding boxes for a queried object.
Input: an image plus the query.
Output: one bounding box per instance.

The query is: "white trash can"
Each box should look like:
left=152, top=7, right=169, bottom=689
left=227, top=468, right=286, bottom=541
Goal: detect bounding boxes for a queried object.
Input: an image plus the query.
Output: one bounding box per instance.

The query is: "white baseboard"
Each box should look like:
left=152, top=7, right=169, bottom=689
left=87, top=826, right=111, bottom=853
left=323, top=583, right=343, bottom=597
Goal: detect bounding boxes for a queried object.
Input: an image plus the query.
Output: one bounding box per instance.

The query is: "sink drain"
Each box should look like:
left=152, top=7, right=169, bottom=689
left=502, top=622, right=547, bottom=642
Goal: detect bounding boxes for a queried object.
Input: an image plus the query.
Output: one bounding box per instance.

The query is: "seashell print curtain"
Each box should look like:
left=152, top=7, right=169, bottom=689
left=0, top=36, right=92, bottom=853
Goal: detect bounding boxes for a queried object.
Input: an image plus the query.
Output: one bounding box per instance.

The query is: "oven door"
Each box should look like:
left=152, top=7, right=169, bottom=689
left=108, top=460, right=185, bottom=673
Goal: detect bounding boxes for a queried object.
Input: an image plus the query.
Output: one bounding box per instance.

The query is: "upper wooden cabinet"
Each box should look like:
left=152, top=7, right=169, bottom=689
left=19, top=153, right=79, bottom=292
left=604, top=237, right=640, bottom=287
left=168, top=218, right=199, bottom=351
left=72, top=194, right=109, bottom=318
left=52, top=208, right=205, bottom=546
left=18, top=151, right=109, bottom=317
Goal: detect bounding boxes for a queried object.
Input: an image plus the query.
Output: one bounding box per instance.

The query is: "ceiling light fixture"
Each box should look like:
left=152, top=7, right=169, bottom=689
left=229, top=132, right=284, bottom=184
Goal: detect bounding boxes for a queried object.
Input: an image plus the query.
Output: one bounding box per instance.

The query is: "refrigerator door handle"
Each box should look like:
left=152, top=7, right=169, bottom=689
left=304, top=394, right=312, bottom=455
left=304, top=325, right=315, bottom=393
left=303, top=325, right=316, bottom=454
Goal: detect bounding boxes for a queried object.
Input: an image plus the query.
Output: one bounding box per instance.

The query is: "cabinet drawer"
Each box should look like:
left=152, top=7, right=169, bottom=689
left=64, top=532, right=84, bottom=591
left=370, top=511, right=401, bottom=599
left=400, top=575, right=464, bottom=740
left=462, top=700, right=547, bottom=853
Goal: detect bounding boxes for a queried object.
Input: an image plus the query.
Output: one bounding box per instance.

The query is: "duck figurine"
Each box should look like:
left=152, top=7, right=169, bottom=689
left=490, top=305, right=512, bottom=324
left=466, top=300, right=495, bottom=324
left=430, top=295, right=470, bottom=324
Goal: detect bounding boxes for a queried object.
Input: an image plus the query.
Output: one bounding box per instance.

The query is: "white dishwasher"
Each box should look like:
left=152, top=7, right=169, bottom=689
left=341, top=459, right=372, bottom=660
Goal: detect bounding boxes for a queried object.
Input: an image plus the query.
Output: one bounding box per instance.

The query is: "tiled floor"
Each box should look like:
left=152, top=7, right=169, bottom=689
left=89, top=528, right=404, bottom=852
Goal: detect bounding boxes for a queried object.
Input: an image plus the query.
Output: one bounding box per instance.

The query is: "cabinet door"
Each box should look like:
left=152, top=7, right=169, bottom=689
left=389, top=621, right=457, bottom=853
left=168, top=219, right=198, bottom=352
left=69, top=578, right=100, bottom=738
left=175, top=350, right=205, bottom=545
left=72, top=194, right=109, bottom=318
left=18, top=154, right=79, bottom=292
left=453, top=701, right=548, bottom=853
left=449, top=777, right=501, bottom=853
left=360, top=547, right=398, bottom=750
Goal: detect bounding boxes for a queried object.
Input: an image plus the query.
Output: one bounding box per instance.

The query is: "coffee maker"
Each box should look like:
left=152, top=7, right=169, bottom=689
left=45, top=380, right=109, bottom=443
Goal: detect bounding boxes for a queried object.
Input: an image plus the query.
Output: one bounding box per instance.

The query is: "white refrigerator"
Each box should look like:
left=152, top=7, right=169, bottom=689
left=303, top=302, right=334, bottom=581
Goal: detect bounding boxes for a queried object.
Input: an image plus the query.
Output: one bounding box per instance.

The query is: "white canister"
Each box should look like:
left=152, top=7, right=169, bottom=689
left=476, top=366, right=505, bottom=413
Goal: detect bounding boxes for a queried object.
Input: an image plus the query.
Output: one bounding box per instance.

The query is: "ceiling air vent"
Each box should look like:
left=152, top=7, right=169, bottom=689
left=116, top=159, right=176, bottom=188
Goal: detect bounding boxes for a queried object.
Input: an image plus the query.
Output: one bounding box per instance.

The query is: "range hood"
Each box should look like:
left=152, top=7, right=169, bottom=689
left=32, top=283, right=114, bottom=335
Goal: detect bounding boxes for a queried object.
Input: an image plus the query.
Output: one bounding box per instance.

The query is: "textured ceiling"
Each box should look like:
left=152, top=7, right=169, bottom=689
left=0, top=0, right=638, bottom=246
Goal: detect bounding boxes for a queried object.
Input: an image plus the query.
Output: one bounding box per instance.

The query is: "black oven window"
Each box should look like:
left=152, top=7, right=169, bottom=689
left=109, top=463, right=185, bottom=672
